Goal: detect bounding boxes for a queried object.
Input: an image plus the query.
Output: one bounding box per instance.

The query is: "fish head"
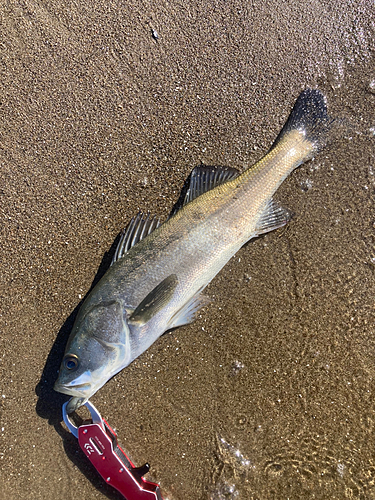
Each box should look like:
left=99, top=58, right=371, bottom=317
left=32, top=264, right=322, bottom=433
left=54, top=300, right=131, bottom=411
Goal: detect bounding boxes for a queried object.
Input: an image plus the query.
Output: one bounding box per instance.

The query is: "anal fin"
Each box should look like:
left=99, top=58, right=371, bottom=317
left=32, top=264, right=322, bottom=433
left=254, top=198, right=293, bottom=236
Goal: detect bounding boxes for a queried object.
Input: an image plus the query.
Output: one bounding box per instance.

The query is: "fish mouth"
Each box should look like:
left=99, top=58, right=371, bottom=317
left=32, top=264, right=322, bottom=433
left=53, top=381, right=92, bottom=398
left=54, top=381, right=91, bottom=413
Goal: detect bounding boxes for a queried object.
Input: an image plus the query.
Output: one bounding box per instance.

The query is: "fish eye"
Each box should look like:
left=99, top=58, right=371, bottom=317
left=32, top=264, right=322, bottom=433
left=63, top=354, right=79, bottom=371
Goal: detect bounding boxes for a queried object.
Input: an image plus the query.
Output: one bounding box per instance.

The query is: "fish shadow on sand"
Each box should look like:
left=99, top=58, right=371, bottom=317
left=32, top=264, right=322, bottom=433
left=35, top=233, right=126, bottom=499
left=35, top=233, right=123, bottom=423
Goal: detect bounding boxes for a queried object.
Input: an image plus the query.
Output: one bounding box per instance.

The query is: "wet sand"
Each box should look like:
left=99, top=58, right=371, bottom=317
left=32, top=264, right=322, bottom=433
left=1, top=0, right=374, bottom=498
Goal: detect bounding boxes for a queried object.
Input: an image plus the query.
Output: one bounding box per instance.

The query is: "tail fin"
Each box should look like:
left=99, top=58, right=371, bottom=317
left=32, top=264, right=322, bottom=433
left=271, top=88, right=334, bottom=159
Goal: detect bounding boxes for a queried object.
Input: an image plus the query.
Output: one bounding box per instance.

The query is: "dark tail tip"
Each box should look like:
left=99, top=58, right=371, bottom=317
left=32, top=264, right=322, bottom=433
left=273, top=88, right=335, bottom=155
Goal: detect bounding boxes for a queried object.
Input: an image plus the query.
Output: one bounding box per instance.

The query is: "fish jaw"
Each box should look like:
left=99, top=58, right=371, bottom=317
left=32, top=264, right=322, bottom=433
left=51, top=386, right=87, bottom=413
left=54, top=367, right=118, bottom=412
left=54, top=370, right=92, bottom=396
left=53, top=371, right=96, bottom=412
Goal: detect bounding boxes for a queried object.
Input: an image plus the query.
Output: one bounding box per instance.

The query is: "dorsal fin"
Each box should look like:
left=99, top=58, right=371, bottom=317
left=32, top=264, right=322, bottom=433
left=184, top=165, right=239, bottom=205
left=111, top=212, right=161, bottom=265
left=170, top=165, right=239, bottom=216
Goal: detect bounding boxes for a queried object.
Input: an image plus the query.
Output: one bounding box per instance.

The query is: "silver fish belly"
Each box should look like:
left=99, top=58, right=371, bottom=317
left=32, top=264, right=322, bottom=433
left=54, top=89, right=334, bottom=412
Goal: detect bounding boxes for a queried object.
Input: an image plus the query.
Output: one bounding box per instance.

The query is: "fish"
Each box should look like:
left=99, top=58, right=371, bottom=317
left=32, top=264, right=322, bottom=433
left=54, top=89, right=334, bottom=413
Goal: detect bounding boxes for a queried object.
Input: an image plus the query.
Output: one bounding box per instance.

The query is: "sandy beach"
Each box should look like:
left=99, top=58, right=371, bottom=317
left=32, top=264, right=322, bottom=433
left=1, top=0, right=374, bottom=498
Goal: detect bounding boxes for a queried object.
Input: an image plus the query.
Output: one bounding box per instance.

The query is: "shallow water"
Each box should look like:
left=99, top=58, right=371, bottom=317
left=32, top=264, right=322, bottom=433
left=0, top=1, right=374, bottom=499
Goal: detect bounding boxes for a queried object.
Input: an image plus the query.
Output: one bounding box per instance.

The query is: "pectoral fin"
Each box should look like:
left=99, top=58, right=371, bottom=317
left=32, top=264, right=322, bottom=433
left=129, top=274, right=179, bottom=325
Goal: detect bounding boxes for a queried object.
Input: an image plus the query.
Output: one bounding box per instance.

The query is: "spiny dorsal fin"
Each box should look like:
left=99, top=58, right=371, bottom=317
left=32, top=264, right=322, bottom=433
left=170, top=165, right=239, bottom=216
left=129, top=274, right=179, bottom=325
left=111, top=212, right=161, bottom=265
left=254, top=198, right=293, bottom=236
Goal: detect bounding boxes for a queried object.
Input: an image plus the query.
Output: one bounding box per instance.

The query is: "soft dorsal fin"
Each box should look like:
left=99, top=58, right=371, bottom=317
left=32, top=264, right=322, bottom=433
left=111, top=212, right=161, bottom=265
left=129, top=274, right=179, bottom=325
left=170, top=165, right=239, bottom=216
left=184, top=165, right=239, bottom=205
left=254, top=198, right=293, bottom=236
